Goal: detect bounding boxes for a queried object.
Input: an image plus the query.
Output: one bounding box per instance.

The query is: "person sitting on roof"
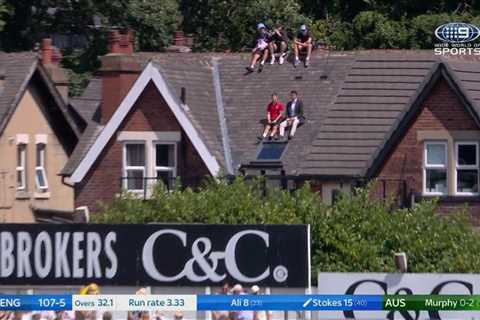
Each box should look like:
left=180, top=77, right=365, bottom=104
left=258, top=92, right=285, bottom=141
left=293, top=24, right=313, bottom=68
left=246, top=23, right=271, bottom=73
left=280, top=90, right=304, bottom=140
left=268, top=24, right=288, bottom=65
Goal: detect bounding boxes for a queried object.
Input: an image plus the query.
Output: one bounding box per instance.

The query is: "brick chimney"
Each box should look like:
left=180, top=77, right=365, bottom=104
left=99, top=30, right=141, bottom=124
left=165, top=31, right=192, bottom=53
left=41, top=38, right=69, bottom=101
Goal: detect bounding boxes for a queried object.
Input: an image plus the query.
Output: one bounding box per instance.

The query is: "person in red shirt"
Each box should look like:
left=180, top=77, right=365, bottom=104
left=259, top=93, right=285, bottom=141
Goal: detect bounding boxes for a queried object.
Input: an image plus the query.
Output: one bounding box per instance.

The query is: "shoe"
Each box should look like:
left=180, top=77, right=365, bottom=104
left=279, top=54, right=285, bottom=65
left=269, top=57, right=275, bottom=65
left=257, top=136, right=263, bottom=141
left=273, top=136, right=279, bottom=141
left=246, top=66, right=254, bottom=72
left=288, top=135, right=293, bottom=140
left=258, top=63, right=264, bottom=72
left=304, top=59, right=310, bottom=68
left=294, top=58, right=300, bottom=68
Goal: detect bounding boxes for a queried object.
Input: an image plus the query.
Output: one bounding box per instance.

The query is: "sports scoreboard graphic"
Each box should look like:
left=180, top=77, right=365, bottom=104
left=1, top=294, right=480, bottom=311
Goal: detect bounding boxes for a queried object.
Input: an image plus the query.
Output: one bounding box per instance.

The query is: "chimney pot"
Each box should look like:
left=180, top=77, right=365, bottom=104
left=174, top=31, right=185, bottom=46
left=108, top=30, right=135, bottom=54
left=41, top=38, right=53, bottom=65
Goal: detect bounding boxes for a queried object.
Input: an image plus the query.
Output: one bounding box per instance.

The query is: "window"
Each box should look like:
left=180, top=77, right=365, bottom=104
left=455, top=142, right=479, bottom=195
left=424, top=142, right=447, bottom=195
left=154, top=143, right=176, bottom=188
left=123, top=143, right=146, bottom=191
left=16, top=144, right=26, bottom=190
left=257, top=142, right=288, bottom=161
left=35, top=144, right=48, bottom=191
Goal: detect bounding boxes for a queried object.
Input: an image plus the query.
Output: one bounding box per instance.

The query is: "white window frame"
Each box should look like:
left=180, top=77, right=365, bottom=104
left=423, top=141, right=448, bottom=196
left=35, top=143, right=48, bottom=191
left=16, top=144, right=27, bottom=191
left=122, top=142, right=147, bottom=192
left=454, top=141, right=479, bottom=196
left=153, top=142, right=177, bottom=189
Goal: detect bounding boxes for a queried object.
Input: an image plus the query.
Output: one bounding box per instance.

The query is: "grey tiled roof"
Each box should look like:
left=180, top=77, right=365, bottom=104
left=61, top=121, right=103, bottom=175
left=0, top=52, right=38, bottom=134
left=300, top=51, right=480, bottom=177
left=150, top=56, right=226, bottom=168
left=64, top=50, right=480, bottom=179
left=70, top=77, right=102, bottom=123
left=218, top=53, right=354, bottom=173
left=61, top=77, right=103, bottom=175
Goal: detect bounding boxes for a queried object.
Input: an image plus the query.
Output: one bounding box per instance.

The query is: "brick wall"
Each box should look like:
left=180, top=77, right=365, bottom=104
left=374, top=77, right=480, bottom=221
left=75, top=81, right=210, bottom=212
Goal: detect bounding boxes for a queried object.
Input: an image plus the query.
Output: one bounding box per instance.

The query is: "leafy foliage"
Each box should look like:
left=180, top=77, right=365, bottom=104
left=181, top=0, right=309, bottom=51
left=95, top=178, right=480, bottom=273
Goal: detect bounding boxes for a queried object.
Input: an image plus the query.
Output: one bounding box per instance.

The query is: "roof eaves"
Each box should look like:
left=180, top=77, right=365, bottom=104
left=36, top=64, right=81, bottom=137
left=440, top=60, right=480, bottom=127
left=363, top=61, right=442, bottom=179
left=0, top=58, right=38, bottom=136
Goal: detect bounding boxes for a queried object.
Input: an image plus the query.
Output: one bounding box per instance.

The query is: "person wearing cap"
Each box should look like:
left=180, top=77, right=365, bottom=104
left=293, top=24, right=313, bottom=67
left=251, top=286, right=272, bottom=320
left=269, top=24, right=288, bottom=65
left=246, top=23, right=271, bottom=73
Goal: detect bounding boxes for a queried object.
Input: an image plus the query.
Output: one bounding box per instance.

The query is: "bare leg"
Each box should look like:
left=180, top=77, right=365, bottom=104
left=261, top=49, right=269, bottom=64
left=250, top=52, right=261, bottom=68
left=263, top=124, right=272, bottom=137
left=294, top=43, right=299, bottom=60
left=280, top=41, right=287, bottom=54
left=306, top=43, right=312, bottom=60
left=270, top=125, right=279, bottom=137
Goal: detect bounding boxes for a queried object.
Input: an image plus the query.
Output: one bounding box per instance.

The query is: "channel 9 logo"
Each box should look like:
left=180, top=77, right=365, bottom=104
left=435, top=22, right=480, bottom=43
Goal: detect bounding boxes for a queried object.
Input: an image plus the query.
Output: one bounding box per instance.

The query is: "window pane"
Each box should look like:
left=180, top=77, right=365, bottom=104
left=126, top=144, right=145, bottom=166
left=36, top=168, right=47, bottom=188
left=457, top=169, right=479, bottom=193
left=458, top=144, right=477, bottom=165
left=156, top=170, right=173, bottom=188
left=426, top=169, right=447, bottom=193
left=126, top=169, right=144, bottom=190
left=426, top=144, right=446, bottom=165
left=17, top=170, right=23, bottom=188
left=36, top=144, right=45, bottom=167
left=156, top=145, right=174, bottom=167
left=17, top=145, right=25, bottom=167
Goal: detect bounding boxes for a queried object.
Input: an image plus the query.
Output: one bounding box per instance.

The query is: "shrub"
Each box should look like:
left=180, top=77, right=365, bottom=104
left=96, top=178, right=480, bottom=274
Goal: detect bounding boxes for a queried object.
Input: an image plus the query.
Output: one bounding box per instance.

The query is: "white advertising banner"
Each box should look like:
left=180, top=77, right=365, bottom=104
left=317, top=272, right=480, bottom=319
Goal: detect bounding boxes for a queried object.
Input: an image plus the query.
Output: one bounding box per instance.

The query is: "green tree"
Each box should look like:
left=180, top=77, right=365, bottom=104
left=95, top=178, right=480, bottom=273
left=353, top=11, right=408, bottom=49
left=98, top=0, right=181, bottom=51
left=181, top=0, right=309, bottom=51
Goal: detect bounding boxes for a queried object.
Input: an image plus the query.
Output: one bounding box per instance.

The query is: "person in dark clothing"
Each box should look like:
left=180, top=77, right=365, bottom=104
left=246, top=23, right=270, bottom=73
left=293, top=24, right=313, bottom=68
left=280, top=90, right=304, bottom=140
left=269, top=24, right=288, bottom=65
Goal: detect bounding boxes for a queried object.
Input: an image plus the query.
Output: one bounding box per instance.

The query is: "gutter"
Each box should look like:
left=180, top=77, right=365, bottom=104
left=212, top=57, right=234, bottom=174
